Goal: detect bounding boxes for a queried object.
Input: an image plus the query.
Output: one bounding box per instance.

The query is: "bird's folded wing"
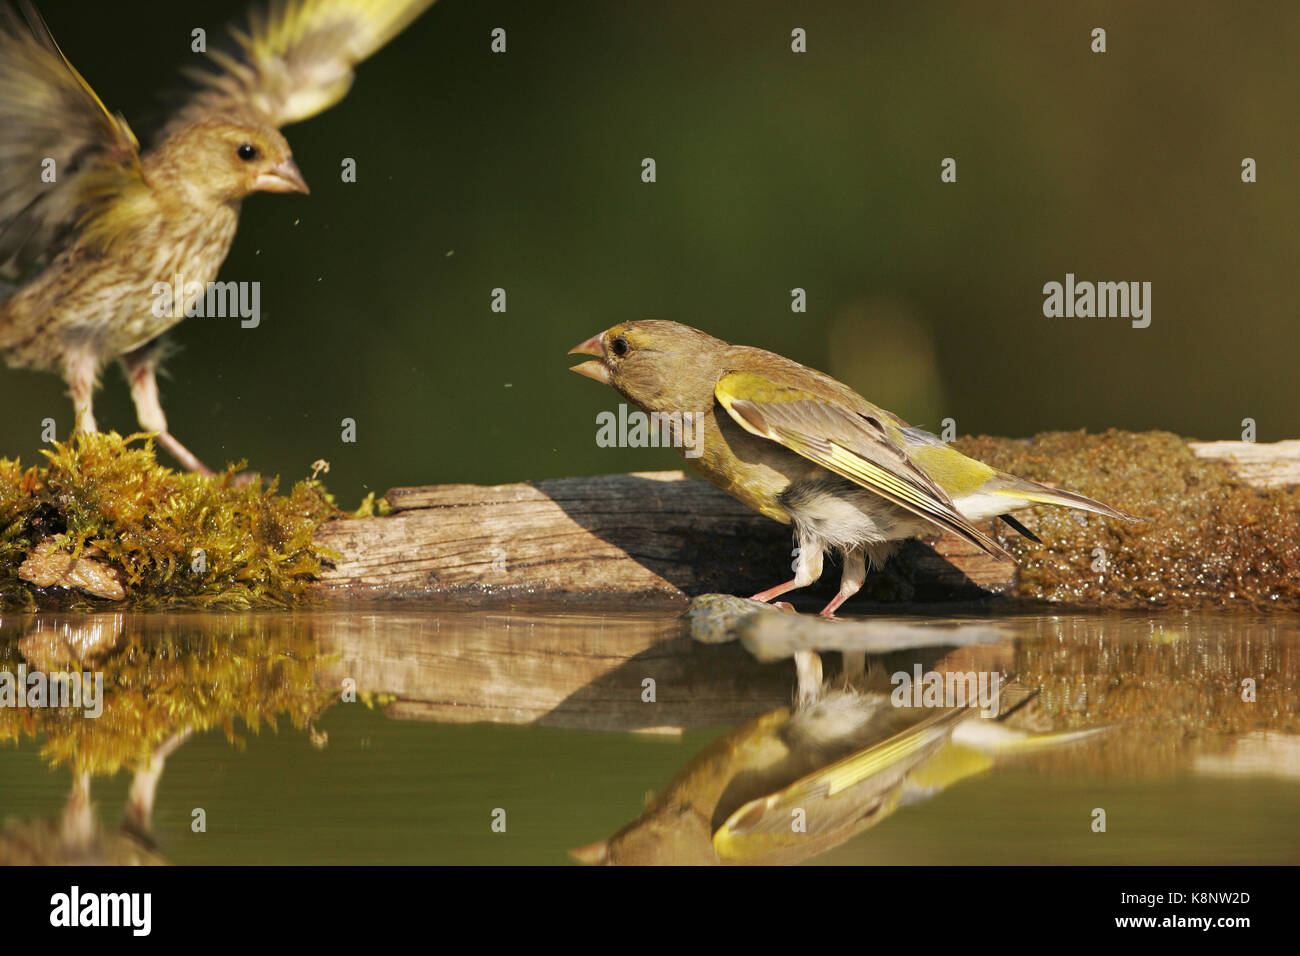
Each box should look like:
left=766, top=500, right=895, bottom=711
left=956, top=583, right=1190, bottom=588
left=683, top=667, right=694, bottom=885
left=712, top=708, right=968, bottom=859
left=715, top=371, right=1013, bottom=559
left=0, top=3, right=144, bottom=277
left=167, top=0, right=437, bottom=132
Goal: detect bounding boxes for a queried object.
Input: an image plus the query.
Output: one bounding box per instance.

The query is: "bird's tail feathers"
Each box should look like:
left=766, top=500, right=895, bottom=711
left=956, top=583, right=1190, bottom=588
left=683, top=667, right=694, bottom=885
left=950, top=718, right=1113, bottom=754
left=989, top=474, right=1139, bottom=522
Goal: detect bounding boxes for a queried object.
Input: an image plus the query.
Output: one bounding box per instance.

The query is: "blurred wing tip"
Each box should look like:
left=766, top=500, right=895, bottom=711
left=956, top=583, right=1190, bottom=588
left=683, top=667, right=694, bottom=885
left=177, top=0, right=436, bottom=129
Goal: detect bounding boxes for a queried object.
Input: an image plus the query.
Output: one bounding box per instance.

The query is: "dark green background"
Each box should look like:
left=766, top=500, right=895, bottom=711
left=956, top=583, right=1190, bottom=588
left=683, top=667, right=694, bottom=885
left=2, top=1, right=1295, bottom=500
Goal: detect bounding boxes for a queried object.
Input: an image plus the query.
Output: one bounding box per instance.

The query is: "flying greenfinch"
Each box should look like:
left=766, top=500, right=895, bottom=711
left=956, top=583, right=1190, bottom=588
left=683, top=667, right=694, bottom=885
left=569, top=320, right=1136, bottom=616
left=0, top=0, right=436, bottom=473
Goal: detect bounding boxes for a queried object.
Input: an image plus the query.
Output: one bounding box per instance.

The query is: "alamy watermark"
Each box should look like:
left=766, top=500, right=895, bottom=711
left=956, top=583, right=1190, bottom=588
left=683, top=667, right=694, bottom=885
left=50, top=886, right=150, bottom=935
left=1042, top=273, right=1151, bottom=328
left=890, top=666, right=1002, bottom=717
left=0, top=665, right=103, bottom=718
left=151, top=273, right=260, bottom=328
left=596, top=403, right=705, bottom=458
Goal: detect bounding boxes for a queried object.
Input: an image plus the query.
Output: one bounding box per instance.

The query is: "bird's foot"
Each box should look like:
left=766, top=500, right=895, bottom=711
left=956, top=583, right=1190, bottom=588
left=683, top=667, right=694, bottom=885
left=817, top=592, right=852, bottom=619
left=153, top=433, right=259, bottom=486
left=155, top=431, right=213, bottom=476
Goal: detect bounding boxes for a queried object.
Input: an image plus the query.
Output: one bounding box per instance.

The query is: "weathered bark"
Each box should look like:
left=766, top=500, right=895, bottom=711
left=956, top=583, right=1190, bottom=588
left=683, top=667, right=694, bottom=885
left=1188, top=439, right=1300, bottom=487
left=315, top=471, right=796, bottom=601
left=311, top=436, right=1300, bottom=608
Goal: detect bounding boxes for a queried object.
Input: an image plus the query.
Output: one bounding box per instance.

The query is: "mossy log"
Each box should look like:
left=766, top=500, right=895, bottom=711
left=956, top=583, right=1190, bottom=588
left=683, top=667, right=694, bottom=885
left=313, top=431, right=1300, bottom=610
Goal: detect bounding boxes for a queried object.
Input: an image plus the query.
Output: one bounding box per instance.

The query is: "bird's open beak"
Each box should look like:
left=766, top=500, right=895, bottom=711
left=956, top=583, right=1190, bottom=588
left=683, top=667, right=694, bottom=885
left=568, top=334, right=611, bottom=384
left=253, top=158, right=310, bottom=195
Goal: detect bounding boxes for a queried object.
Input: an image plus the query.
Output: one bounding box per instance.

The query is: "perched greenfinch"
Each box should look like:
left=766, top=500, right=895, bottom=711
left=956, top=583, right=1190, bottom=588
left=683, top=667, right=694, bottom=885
left=0, top=0, right=435, bottom=472
left=569, top=320, right=1136, bottom=616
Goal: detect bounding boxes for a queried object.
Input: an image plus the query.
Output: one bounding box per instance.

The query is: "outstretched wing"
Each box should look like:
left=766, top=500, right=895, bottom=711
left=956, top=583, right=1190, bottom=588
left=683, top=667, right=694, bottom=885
left=0, top=2, right=143, bottom=278
left=165, top=0, right=436, bottom=133
left=715, top=370, right=1014, bottom=560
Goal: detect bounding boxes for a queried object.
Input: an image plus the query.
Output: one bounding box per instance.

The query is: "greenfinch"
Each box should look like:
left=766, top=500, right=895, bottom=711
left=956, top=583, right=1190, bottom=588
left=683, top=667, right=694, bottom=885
left=569, top=320, right=1135, bottom=616
left=0, top=0, right=436, bottom=473
left=572, top=654, right=1101, bottom=865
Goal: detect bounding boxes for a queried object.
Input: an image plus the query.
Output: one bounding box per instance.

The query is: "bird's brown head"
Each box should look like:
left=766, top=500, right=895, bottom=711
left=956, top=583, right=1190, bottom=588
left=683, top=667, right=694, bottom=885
left=148, top=116, right=309, bottom=206
left=568, top=800, right=719, bottom=866
left=568, top=320, right=728, bottom=412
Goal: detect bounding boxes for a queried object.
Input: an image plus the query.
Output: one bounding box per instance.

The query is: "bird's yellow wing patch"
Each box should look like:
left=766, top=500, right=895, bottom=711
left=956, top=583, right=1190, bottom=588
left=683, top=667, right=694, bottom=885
left=715, top=372, right=1013, bottom=560
left=711, top=708, right=969, bottom=861
left=817, top=709, right=967, bottom=796
left=908, top=441, right=996, bottom=498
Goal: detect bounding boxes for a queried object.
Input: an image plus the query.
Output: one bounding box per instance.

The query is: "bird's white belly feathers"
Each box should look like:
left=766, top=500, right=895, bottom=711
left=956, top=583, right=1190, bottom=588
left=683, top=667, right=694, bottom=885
left=952, top=492, right=1020, bottom=523
left=781, top=479, right=1027, bottom=557
left=781, top=481, right=929, bottom=550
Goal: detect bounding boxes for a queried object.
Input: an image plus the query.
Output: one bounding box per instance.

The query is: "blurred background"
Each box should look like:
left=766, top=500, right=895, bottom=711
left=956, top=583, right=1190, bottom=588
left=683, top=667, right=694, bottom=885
left=1, top=0, right=1295, bottom=501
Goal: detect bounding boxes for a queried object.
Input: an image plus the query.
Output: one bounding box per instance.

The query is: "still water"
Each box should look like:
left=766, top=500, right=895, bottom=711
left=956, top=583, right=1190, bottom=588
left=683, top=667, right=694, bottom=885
left=0, top=605, right=1296, bottom=865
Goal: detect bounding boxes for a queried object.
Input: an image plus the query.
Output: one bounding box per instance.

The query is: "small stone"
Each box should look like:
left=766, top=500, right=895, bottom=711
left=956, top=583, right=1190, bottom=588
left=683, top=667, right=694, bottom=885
left=18, top=539, right=126, bottom=600
left=683, top=593, right=779, bottom=644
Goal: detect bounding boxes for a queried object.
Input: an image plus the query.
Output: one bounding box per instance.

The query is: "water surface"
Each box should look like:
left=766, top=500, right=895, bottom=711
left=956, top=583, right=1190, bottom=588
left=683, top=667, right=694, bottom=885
left=1, top=606, right=1295, bottom=864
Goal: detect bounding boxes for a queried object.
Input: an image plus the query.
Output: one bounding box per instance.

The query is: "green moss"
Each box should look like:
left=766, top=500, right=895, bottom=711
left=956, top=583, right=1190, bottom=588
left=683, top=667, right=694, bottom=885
left=0, top=614, right=334, bottom=777
left=0, top=432, right=341, bottom=609
left=953, top=429, right=1300, bottom=609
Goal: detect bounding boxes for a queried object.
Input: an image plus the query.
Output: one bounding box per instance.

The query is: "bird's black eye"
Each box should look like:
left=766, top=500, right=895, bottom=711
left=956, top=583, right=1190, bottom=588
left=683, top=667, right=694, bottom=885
left=610, top=336, right=629, bottom=357
left=237, top=143, right=259, bottom=162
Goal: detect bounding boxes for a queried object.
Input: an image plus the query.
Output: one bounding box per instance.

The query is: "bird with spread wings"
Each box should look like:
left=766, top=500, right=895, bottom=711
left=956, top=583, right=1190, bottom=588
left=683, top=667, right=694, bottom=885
left=0, top=0, right=436, bottom=472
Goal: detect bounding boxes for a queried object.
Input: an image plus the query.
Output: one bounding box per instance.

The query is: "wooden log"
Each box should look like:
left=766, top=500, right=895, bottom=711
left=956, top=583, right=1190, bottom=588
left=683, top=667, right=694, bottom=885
left=311, top=602, right=1023, bottom=732
left=311, top=434, right=1300, bottom=608
left=1188, top=439, right=1300, bottom=487
left=312, top=606, right=795, bottom=730
left=315, top=471, right=792, bottom=600
left=313, top=471, right=1010, bottom=602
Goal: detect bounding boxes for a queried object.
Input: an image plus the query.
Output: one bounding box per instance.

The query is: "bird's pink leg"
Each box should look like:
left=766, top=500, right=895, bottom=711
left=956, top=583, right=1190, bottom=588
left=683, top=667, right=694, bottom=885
left=817, top=547, right=867, bottom=619
left=794, top=650, right=823, bottom=708
left=122, top=728, right=193, bottom=842
left=818, top=592, right=851, bottom=618
left=751, top=579, right=805, bottom=603
left=122, top=346, right=214, bottom=475
left=155, top=432, right=214, bottom=477
left=60, top=769, right=94, bottom=852
left=752, top=541, right=825, bottom=605
left=64, top=350, right=99, bottom=434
